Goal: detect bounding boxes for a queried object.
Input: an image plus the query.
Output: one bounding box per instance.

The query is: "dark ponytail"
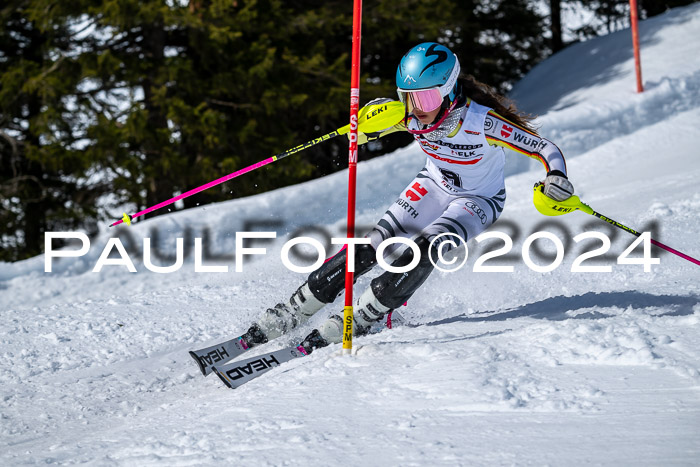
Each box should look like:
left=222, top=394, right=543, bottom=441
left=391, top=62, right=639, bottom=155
left=460, top=75, right=538, bottom=134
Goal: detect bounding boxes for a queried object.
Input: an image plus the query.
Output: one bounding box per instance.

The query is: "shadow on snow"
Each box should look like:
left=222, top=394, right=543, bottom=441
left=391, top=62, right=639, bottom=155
left=425, top=291, right=699, bottom=326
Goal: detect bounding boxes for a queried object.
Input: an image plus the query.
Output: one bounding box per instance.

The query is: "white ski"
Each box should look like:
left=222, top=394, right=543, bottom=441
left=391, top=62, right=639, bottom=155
left=212, top=345, right=308, bottom=389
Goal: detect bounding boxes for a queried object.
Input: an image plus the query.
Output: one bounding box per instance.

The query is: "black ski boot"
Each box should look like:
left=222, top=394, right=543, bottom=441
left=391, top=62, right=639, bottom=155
left=241, top=323, right=269, bottom=347
left=299, top=329, right=330, bottom=354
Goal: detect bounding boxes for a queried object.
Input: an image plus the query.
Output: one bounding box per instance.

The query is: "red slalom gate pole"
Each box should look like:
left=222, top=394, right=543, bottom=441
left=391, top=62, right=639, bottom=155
left=630, top=0, right=644, bottom=93
left=342, top=0, right=362, bottom=355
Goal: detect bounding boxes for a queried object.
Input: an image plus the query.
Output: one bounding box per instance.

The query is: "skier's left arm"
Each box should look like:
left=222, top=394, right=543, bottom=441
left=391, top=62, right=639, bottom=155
left=484, top=110, right=574, bottom=201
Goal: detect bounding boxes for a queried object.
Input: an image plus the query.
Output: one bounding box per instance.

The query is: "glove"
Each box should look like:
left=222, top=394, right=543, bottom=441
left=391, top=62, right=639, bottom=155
left=542, top=170, right=574, bottom=201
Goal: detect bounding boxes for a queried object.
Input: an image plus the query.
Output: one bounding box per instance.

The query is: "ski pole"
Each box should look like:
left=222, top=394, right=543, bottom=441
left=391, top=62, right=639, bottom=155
left=110, top=101, right=405, bottom=227
left=533, top=183, right=700, bottom=267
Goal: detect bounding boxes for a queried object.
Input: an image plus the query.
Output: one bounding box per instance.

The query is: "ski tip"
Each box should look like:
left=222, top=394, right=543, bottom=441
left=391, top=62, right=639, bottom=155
left=212, top=367, right=233, bottom=389
left=189, top=351, right=208, bottom=376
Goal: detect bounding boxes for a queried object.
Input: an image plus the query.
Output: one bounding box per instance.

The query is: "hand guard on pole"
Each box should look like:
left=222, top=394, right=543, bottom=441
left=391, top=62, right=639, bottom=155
left=532, top=182, right=700, bottom=267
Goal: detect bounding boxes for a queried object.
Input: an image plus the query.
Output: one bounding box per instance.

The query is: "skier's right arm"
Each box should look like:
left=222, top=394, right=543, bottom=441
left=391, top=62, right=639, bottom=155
left=358, top=121, right=406, bottom=144
left=355, top=98, right=407, bottom=145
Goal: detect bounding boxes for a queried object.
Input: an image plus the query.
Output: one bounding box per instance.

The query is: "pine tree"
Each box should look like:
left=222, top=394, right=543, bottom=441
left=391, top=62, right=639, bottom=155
left=1, top=0, right=557, bottom=261
left=0, top=1, right=104, bottom=261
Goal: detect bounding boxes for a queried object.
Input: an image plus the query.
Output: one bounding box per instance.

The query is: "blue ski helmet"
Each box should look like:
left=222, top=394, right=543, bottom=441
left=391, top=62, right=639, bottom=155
left=396, top=42, right=461, bottom=110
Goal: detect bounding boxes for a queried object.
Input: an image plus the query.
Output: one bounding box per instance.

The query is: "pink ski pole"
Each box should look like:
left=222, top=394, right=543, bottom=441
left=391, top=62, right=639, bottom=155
left=110, top=101, right=405, bottom=227
left=110, top=131, right=339, bottom=227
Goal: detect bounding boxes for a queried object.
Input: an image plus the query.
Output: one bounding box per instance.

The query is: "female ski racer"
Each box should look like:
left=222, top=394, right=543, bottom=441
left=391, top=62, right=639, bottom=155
left=241, top=42, right=575, bottom=352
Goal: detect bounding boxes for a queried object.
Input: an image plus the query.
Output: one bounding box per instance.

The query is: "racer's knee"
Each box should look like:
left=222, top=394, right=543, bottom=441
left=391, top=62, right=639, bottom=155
left=370, top=236, right=436, bottom=309
left=307, top=243, right=377, bottom=303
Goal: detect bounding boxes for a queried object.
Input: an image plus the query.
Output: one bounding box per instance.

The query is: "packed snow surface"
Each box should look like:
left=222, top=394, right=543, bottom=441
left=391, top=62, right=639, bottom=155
left=2, top=5, right=699, bottom=465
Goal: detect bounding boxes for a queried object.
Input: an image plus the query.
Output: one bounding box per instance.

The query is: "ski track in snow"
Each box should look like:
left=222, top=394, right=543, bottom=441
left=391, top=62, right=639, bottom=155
left=2, top=5, right=700, bottom=465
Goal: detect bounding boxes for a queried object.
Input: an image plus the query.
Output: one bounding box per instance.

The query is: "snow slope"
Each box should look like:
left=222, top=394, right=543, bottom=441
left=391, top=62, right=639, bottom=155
left=2, top=5, right=700, bottom=465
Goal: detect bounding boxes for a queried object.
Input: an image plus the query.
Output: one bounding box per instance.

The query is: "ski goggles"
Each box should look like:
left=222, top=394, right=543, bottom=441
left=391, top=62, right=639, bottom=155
left=396, top=87, right=444, bottom=113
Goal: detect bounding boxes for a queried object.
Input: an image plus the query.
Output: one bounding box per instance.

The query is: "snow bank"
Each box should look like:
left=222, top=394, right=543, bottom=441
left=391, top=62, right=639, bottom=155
left=1, top=5, right=699, bottom=465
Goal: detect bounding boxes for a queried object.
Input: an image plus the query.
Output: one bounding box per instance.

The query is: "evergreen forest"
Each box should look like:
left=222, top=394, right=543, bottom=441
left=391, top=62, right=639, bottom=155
left=0, top=0, right=695, bottom=261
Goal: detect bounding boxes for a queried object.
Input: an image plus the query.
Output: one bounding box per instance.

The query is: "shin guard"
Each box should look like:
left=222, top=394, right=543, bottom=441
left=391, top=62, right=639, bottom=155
left=370, top=236, right=436, bottom=310
left=307, top=243, right=377, bottom=303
